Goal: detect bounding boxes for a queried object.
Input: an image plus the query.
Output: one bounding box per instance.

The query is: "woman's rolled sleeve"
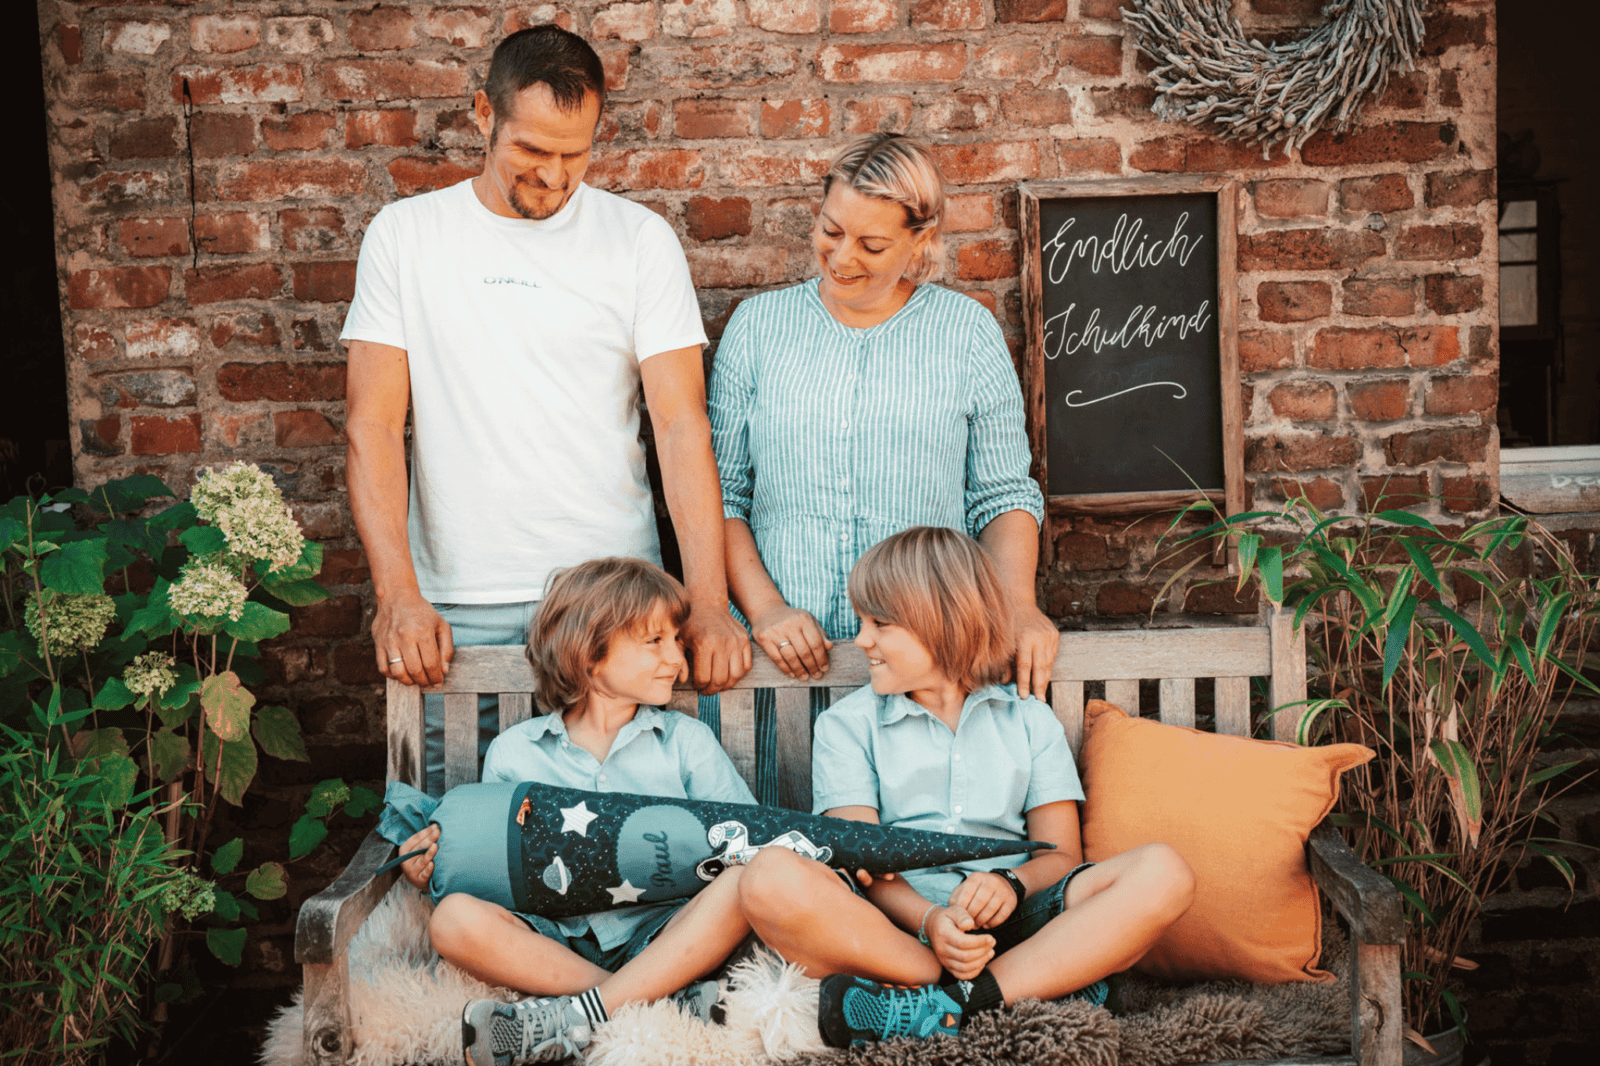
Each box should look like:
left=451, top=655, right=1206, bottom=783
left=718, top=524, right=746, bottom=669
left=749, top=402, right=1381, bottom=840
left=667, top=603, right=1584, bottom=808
left=963, top=314, right=1045, bottom=535
left=709, top=308, right=757, bottom=523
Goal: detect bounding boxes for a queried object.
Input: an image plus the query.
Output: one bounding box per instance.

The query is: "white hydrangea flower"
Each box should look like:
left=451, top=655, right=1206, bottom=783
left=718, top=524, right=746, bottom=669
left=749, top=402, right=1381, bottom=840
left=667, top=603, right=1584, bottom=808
left=124, top=651, right=178, bottom=702
left=190, top=463, right=282, bottom=523
left=25, top=591, right=117, bottom=656
left=168, top=558, right=248, bottom=622
left=190, top=462, right=306, bottom=573
left=159, top=869, right=217, bottom=921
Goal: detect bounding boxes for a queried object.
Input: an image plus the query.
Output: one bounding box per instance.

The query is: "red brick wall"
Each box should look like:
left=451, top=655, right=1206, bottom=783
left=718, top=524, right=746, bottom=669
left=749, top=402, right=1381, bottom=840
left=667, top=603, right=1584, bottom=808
left=41, top=0, right=1496, bottom=720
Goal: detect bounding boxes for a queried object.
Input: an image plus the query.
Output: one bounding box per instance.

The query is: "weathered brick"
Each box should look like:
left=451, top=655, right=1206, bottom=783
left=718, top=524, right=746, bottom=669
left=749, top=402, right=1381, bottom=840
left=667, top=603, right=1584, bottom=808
left=215, top=160, right=367, bottom=201
left=1384, top=427, right=1491, bottom=466
left=1083, top=85, right=1156, bottom=118
left=109, top=117, right=179, bottom=160
left=67, top=71, right=145, bottom=111
left=131, top=414, right=202, bottom=455
left=945, top=194, right=993, bottom=233
left=1424, top=273, right=1484, bottom=314
left=911, top=0, right=986, bottom=30
left=1058, top=35, right=1124, bottom=76
left=266, top=16, right=335, bottom=54
left=1268, top=381, right=1336, bottom=421
left=1054, top=532, right=1124, bottom=571
left=1400, top=326, right=1461, bottom=367
left=80, top=417, right=122, bottom=457
left=280, top=209, right=347, bottom=253
left=1057, top=139, right=1122, bottom=173
left=715, top=148, right=828, bottom=187
left=118, top=218, right=190, bottom=259
left=1347, top=380, right=1411, bottom=422
left=1081, top=0, right=1132, bottom=17
left=1342, top=277, right=1416, bottom=317
left=746, top=0, right=821, bottom=33
left=1301, top=121, right=1456, bottom=166
left=996, top=0, right=1069, bottom=21
left=290, top=595, right=363, bottom=638
left=1425, top=169, right=1494, bottom=209
left=318, top=549, right=371, bottom=588
left=674, top=99, right=750, bottom=139
left=686, top=247, right=789, bottom=288
left=1441, top=475, right=1492, bottom=514
left=190, top=113, right=257, bottom=158
left=830, top=0, right=899, bottom=33
left=999, top=91, right=1073, bottom=128
left=971, top=38, right=1054, bottom=80
left=333, top=643, right=384, bottom=685
left=662, top=0, right=740, bottom=38
left=1239, top=330, right=1294, bottom=372
left=1361, top=475, right=1431, bottom=511
left=1238, top=229, right=1385, bottom=271
left=1254, top=179, right=1329, bottom=219
left=1261, top=476, right=1344, bottom=510
left=1423, top=374, right=1497, bottom=417
left=317, top=58, right=471, bottom=102
left=1397, top=223, right=1482, bottom=261
left=103, top=21, right=168, bottom=57
left=292, top=317, right=331, bottom=351
left=588, top=148, right=708, bottom=190
left=275, top=410, right=345, bottom=448
left=1422, top=11, right=1488, bottom=54
left=183, top=264, right=283, bottom=304
left=685, top=197, right=752, bottom=241
left=386, top=156, right=479, bottom=196
left=1312, top=326, right=1458, bottom=370
left=1245, top=433, right=1361, bottom=473
left=94, top=370, right=196, bottom=410
left=1376, top=70, right=1427, bottom=110
left=956, top=239, right=1019, bottom=281
left=125, top=318, right=202, bottom=361
left=262, top=112, right=337, bottom=152
left=1096, top=581, right=1154, bottom=617
left=74, top=324, right=117, bottom=363
left=915, top=93, right=995, bottom=134
left=191, top=14, right=261, bottom=54
left=292, top=262, right=357, bottom=303
left=218, top=363, right=345, bottom=403
left=347, top=109, right=419, bottom=149
left=1257, top=281, right=1331, bottom=323
left=842, top=95, right=912, bottom=134
left=349, top=7, right=417, bottom=50
left=210, top=310, right=280, bottom=349
left=176, top=65, right=304, bottom=106
left=1131, top=136, right=1290, bottom=173
left=424, top=8, right=495, bottom=47
left=760, top=98, right=829, bottom=139
left=819, top=43, right=967, bottom=83
left=195, top=213, right=269, bottom=255
left=68, top=267, right=171, bottom=310
left=78, top=170, right=174, bottom=211
left=1184, top=581, right=1258, bottom=615
left=931, top=142, right=1040, bottom=185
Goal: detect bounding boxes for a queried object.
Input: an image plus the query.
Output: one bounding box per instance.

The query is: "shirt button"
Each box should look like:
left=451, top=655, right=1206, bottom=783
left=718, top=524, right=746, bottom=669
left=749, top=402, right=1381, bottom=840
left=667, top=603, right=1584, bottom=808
left=953, top=753, right=962, bottom=762
left=840, top=532, right=849, bottom=542
left=953, top=805, right=964, bottom=814
left=842, top=420, right=850, bottom=429
left=944, top=826, right=955, bottom=833
left=598, top=773, right=607, bottom=784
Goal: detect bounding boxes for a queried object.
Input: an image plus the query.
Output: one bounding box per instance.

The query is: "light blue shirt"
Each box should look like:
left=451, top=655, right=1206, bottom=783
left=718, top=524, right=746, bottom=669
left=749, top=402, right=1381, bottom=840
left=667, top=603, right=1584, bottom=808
left=710, top=279, right=1045, bottom=640
left=811, top=683, right=1084, bottom=906
left=482, top=707, right=756, bottom=950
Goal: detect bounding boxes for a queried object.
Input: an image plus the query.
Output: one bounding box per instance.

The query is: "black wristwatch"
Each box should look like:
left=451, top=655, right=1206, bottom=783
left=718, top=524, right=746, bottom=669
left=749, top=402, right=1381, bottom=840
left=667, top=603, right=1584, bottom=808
left=997, top=868, right=1027, bottom=908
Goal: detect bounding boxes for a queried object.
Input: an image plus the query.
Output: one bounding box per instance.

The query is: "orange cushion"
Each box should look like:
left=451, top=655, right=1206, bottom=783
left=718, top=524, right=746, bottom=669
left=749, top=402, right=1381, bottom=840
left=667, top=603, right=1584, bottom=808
left=1078, top=699, right=1372, bottom=984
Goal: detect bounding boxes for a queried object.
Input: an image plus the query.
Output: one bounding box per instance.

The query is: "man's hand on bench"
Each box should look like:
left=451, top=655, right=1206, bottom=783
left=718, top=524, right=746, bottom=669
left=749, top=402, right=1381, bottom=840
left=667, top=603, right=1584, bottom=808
left=682, top=599, right=753, bottom=695
left=374, top=591, right=455, bottom=687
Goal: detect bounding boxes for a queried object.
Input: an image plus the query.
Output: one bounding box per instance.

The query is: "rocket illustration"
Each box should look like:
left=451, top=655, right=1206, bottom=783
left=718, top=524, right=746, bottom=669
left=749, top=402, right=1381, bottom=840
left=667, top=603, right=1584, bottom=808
left=377, top=780, right=1053, bottom=919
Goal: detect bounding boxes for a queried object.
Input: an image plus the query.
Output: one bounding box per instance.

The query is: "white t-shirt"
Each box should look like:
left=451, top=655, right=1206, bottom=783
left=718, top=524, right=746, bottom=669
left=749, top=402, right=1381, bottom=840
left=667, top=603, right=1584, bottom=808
left=341, top=180, right=709, bottom=603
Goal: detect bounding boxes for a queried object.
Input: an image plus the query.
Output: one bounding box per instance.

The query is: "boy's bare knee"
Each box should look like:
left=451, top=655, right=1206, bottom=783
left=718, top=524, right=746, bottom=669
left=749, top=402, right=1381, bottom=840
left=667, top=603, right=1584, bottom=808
left=1137, top=843, right=1195, bottom=916
left=738, top=848, right=812, bottom=916
left=430, top=892, right=496, bottom=956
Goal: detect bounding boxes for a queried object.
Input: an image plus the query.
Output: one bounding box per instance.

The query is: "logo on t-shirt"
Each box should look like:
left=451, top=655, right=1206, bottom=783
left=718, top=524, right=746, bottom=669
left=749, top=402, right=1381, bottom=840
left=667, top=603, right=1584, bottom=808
left=483, top=275, right=539, bottom=288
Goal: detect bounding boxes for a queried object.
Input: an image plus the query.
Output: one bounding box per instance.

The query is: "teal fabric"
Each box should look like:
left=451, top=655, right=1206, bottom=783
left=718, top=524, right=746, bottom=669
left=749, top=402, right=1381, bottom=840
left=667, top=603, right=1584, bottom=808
left=811, top=683, right=1084, bottom=905
left=709, top=279, right=1043, bottom=642
left=376, top=780, right=518, bottom=908
left=481, top=708, right=756, bottom=952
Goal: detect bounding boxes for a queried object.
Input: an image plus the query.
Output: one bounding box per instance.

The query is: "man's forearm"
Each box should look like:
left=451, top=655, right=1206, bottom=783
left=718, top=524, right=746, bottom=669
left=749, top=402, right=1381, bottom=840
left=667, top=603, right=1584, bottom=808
left=347, top=420, right=421, bottom=602
left=655, top=413, right=730, bottom=606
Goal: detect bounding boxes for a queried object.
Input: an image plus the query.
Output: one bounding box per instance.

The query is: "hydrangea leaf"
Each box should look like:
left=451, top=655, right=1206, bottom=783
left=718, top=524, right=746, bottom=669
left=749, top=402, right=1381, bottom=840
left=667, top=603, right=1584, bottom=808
left=122, top=578, right=177, bottom=638
left=94, top=474, right=174, bottom=514
left=343, top=786, right=384, bottom=819
left=201, top=671, right=255, bottom=742
left=223, top=601, right=291, bottom=643
left=206, top=927, right=247, bottom=967
left=253, top=705, right=309, bottom=762
left=180, top=525, right=227, bottom=557
left=210, top=889, right=241, bottom=922
left=94, top=677, right=136, bottom=710
left=78, top=726, right=129, bottom=760
left=288, top=815, right=328, bottom=860
left=306, top=778, right=351, bottom=818
left=259, top=577, right=329, bottom=607
left=0, top=631, right=25, bottom=678
left=40, top=538, right=109, bottom=595
left=0, top=516, right=25, bottom=552
left=263, top=540, right=324, bottom=583
left=210, top=837, right=244, bottom=875
left=245, top=861, right=288, bottom=900
left=149, top=728, right=190, bottom=784
left=92, top=752, right=139, bottom=809
left=202, top=728, right=258, bottom=806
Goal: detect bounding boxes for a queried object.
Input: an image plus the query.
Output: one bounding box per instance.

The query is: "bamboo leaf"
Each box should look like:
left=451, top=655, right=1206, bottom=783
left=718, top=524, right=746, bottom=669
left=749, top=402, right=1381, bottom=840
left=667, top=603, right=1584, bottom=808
left=1524, top=842, right=1576, bottom=892
left=1535, top=592, right=1572, bottom=660
left=1428, top=739, right=1483, bottom=848
left=1507, top=632, right=1537, bottom=689
left=1425, top=601, right=1499, bottom=674
left=1258, top=545, right=1284, bottom=604
left=1236, top=533, right=1260, bottom=592
left=1396, top=537, right=1445, bottom=595
left=1525, top=760, right=1583, bottom=788
left=1382, top=594, right=1418, bottom=690
left=1375, top=509, right=1439, bottom=531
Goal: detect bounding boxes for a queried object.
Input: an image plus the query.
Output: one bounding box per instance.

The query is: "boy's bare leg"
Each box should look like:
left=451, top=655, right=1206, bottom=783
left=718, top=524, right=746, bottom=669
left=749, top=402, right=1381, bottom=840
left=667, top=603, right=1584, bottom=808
left=738, top=848, right=942, bottom=984
left=989, top=842, right=1194, bottom=1003
left=430, top=893, right=610, bottom=994
left=597, top=867, right=751, bottom=1007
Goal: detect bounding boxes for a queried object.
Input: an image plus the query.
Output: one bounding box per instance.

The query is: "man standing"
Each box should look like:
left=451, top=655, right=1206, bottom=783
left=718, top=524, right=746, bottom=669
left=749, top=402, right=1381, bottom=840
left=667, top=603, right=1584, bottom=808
left=343, top=26, right=750, bottom=788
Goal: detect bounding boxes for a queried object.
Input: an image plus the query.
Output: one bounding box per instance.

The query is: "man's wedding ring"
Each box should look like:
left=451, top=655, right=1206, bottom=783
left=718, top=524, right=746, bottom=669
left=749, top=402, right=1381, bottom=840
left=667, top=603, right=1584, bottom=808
left=777, top=641, right=791, bottom=647
left=388, top=657, right=405, bottom=664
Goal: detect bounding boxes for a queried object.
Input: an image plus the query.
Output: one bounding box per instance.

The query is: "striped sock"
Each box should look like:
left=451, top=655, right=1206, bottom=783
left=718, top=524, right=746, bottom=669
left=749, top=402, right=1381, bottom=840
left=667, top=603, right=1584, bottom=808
left=576, top=988, right=608, bottom=1028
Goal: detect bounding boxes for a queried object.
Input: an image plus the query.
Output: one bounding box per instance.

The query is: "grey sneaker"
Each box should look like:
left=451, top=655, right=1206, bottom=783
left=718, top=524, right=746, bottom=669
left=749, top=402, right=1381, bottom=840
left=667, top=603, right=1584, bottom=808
left=668, top=979, right=724, bottom=1024
left=462, top=996, right=592, bottom=1066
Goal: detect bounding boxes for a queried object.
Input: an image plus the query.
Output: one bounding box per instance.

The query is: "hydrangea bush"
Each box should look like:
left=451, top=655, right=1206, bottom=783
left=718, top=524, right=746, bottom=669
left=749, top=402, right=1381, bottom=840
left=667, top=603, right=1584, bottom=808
left=0, top=467, right=379, bottom=1059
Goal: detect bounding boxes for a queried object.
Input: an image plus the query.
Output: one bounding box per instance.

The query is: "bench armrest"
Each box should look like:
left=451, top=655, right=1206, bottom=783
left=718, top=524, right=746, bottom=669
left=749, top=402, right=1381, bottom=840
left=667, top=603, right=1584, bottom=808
left=1307, top=822, right=1403, bottom=946
left=295, top=829, right=400, bottom=965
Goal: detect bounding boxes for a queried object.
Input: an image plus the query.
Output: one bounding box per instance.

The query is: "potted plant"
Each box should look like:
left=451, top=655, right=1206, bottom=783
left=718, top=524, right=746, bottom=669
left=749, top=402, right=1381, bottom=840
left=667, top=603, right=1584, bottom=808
left=1164, top=498, right=1598, bottom=1061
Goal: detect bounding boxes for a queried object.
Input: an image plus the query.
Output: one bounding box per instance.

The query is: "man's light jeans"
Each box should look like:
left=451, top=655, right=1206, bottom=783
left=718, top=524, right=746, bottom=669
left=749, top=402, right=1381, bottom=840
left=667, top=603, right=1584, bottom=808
left=424, top=600, right=539, bottom=796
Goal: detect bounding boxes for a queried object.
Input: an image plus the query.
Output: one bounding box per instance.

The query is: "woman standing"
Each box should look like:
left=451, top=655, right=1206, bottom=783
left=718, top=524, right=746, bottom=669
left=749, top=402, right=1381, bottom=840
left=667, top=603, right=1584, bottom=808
left=710, top=133, right=1057, bottom=698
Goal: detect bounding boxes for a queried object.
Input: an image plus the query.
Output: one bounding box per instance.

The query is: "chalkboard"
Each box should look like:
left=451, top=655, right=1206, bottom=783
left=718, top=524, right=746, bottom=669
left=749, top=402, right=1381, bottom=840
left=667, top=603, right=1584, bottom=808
left=1020, top=178, right=1242, bottom=517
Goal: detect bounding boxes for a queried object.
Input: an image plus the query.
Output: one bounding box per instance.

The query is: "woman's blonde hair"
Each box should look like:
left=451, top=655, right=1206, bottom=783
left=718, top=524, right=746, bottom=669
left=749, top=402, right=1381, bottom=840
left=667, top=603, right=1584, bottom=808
left=848, top=527, right=1013, bottom=694
left=823, top=133, right=946, bottom=283
left=527, top=557, right=689, bottom=712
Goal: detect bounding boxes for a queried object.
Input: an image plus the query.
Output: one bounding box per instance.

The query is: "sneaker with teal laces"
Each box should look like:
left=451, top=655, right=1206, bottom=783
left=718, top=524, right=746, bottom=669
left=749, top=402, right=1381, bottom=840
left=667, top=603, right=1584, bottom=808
left=461, top=995, right=592, bottom=1066
left=816, top=975, right=964, bottom=1048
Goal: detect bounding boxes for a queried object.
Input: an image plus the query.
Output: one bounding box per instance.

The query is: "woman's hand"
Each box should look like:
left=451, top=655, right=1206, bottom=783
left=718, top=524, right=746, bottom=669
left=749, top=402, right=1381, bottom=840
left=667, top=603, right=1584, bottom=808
left=398, top=824, right=440, bottom=891
left=1012, top=601, right=1060, bottom=701
left=749, top=604, right=833, bottom=679
left=947, top=871, right=1018, bottom=929
left=925, top=905, right=997, bottom=981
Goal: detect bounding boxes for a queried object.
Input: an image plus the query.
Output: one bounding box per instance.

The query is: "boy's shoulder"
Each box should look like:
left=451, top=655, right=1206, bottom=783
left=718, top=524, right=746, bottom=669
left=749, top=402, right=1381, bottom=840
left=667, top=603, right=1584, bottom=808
left=814, top=684, right=889, bottom=729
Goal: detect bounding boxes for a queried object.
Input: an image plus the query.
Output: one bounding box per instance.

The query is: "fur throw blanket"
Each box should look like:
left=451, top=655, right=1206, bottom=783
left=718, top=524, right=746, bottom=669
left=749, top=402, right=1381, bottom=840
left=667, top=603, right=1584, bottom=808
left=261, top=885, right=1350, bottom=1066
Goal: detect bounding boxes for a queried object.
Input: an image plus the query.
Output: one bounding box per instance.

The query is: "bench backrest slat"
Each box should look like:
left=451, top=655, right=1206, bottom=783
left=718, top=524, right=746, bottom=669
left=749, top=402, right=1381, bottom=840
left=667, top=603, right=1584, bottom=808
left=774, top=688, right=813, bottom=812
left=1158, top=678, right=1197, bottom=728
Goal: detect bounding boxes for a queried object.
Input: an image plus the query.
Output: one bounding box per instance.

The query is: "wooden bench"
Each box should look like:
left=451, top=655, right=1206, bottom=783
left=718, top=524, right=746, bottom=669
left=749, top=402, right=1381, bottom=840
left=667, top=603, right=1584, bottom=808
left=295, top=607, right=1404, bottom=1066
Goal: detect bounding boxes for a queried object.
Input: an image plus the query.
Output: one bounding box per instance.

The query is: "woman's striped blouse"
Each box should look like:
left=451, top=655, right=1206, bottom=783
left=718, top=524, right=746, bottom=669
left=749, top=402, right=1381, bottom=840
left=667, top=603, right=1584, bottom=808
left=709, top=278, right=1045, bottom=641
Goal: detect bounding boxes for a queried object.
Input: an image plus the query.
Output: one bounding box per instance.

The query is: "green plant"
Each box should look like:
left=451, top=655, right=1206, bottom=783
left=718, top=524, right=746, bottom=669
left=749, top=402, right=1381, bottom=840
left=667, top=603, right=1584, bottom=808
left=1164, top=498, right=1599, bottom=1043
left=0, top=467, right=380, bottom=1008
left=0, top=696, right=185, bottom=1065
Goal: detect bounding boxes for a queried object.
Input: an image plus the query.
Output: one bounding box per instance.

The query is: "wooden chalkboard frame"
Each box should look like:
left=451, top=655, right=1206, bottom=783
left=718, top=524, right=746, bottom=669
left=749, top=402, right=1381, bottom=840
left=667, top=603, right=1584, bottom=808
left=1019, top=177, right=1243, bottom=528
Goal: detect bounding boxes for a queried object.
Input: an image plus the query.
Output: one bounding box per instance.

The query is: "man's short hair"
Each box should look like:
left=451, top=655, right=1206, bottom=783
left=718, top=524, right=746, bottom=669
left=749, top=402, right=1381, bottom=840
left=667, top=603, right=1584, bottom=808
left=527, top=557, right=689, bottom=713
left=484, top=24, right=606, bottom=123
left=848, top=527, right=1014, bottom=694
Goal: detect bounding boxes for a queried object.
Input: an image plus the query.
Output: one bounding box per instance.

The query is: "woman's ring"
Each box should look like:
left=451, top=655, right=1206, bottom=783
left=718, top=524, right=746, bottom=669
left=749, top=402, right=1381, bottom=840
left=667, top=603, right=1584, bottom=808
left=777, top=640, right=791, bottom=648
left=388, top=657, right=405, bottom=664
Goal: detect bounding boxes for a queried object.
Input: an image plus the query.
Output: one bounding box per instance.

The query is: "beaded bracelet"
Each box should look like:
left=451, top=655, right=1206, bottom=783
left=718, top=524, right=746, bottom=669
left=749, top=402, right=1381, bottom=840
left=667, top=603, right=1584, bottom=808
left=917, top=904, right=938, bottom=945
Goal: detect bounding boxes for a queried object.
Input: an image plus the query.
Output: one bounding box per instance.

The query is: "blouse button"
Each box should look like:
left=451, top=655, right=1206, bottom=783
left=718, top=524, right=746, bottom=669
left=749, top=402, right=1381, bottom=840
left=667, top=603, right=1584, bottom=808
left=953, top=805, right=964, bottom=815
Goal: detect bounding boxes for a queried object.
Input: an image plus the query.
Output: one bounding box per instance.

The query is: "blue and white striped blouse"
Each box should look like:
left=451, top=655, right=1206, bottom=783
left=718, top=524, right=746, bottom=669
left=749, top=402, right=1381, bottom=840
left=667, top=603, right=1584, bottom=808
left=709, top=279, right=1045, bottom=641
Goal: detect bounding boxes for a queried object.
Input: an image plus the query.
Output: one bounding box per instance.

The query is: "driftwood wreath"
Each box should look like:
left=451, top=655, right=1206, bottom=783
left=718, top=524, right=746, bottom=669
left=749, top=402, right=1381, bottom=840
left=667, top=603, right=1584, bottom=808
left=1123, top=0, right=1428, bottom=151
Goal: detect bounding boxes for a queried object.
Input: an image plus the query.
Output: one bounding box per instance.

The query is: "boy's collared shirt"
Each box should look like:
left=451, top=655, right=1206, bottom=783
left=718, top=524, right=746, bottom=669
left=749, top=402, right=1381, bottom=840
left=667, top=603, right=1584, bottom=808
left=482, top=707, right=756, bottom=950
left=811, top=683, right=1084, bottom=906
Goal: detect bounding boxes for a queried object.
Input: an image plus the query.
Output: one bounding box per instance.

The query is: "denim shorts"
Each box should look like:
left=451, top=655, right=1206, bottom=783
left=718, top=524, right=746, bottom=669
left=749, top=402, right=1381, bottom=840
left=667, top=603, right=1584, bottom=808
left=513, top=902, right=684, bottom=973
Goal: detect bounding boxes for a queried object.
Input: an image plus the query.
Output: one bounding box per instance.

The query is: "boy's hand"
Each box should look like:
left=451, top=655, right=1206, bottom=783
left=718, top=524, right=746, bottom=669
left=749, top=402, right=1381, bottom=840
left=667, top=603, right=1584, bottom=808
left=398, top=824, right=440, bottom=891
left=850, top=868, right=895, bottom=891
left=926, top=905, right=996, bottom=981
left=948, top=871, right=1018, bottom=929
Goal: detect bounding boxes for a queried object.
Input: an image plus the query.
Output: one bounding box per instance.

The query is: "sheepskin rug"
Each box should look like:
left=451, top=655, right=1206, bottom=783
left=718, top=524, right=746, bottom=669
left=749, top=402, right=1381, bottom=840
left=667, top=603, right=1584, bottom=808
left=261, top=884, right=1349, bottom=1066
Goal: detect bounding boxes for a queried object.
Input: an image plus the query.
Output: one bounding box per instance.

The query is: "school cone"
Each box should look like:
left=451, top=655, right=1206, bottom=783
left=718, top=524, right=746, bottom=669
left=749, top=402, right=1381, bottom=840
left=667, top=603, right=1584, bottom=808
left=378, top=781, right=1052, bottom=919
